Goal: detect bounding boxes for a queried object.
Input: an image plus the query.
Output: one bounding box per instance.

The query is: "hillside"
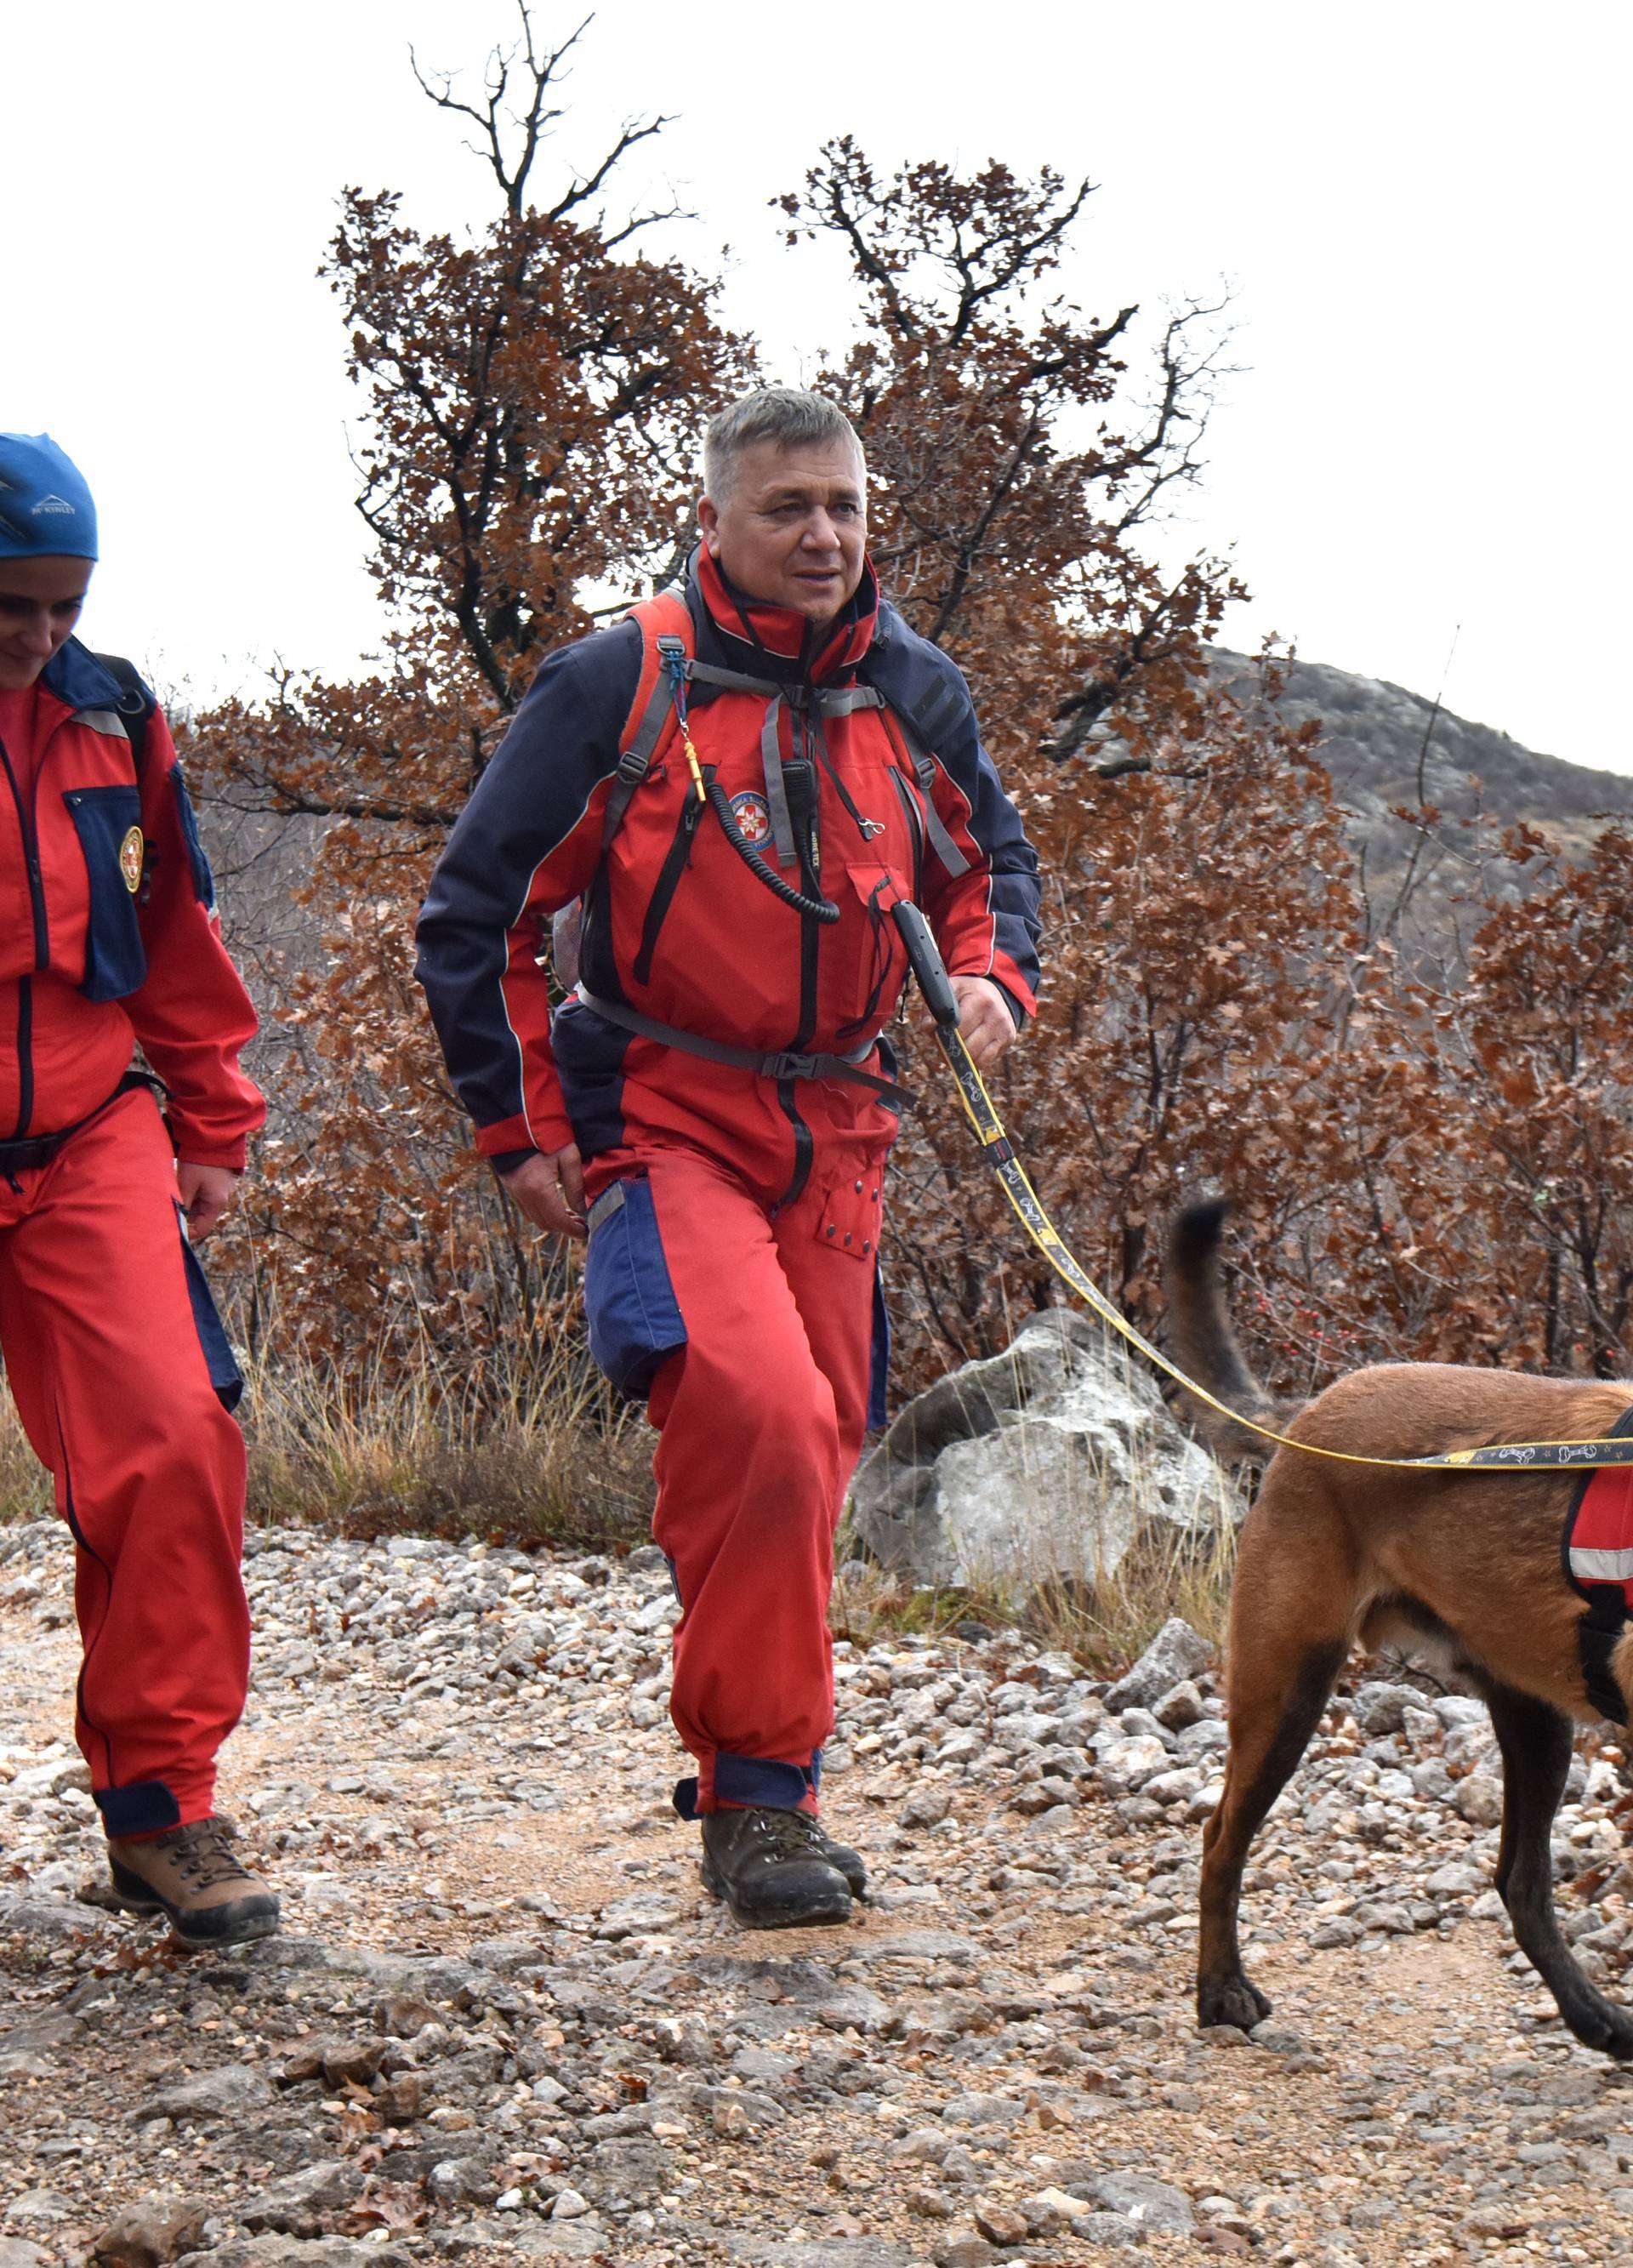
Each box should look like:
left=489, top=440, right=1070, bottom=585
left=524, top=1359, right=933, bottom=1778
left=1211, top=651, right=1633, bottom=932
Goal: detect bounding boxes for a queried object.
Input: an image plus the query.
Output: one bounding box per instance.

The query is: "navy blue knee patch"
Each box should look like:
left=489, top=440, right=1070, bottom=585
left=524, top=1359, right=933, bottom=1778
left=583, top=1177, right=686, bottom=1400
left=176, top=1206, right=244, bottom=1411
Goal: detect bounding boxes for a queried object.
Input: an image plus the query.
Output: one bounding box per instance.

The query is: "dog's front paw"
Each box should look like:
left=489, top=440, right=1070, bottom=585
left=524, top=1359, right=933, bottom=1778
left=1572, top=1999, right=1633, bottom=2061
left=1198, top=1972, right=1272, bottom=2032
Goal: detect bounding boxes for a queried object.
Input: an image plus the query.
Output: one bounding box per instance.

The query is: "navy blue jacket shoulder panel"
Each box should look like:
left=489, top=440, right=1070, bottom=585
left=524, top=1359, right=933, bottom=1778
left=413, top=618, right=644, bottom=1140
left=862, top=605, right=1043, bottom=1007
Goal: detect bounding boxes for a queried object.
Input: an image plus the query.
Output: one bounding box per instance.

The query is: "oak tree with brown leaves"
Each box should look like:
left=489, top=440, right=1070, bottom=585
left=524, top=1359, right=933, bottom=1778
left=185, top=6, right=1633, bottom=1430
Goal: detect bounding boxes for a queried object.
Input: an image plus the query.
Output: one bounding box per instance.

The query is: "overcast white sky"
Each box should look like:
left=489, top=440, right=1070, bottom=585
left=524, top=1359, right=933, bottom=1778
left=6, top=0, right=1630, bottom=771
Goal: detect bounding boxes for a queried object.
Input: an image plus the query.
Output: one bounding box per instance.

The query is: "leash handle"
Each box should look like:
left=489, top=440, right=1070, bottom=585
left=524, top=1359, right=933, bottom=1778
left=893, top=900, right=961, bottom=1029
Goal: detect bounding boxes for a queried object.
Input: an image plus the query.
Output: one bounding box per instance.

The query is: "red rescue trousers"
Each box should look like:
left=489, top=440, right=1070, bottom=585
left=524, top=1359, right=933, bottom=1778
left=0, top=1089, right=249, bottom=1833
left=616, top=1145, right=883, bottom=1815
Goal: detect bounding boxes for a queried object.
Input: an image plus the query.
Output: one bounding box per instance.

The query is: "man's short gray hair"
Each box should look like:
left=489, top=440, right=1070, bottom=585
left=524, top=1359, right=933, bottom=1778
left=702, top=388, right=864, bottom=500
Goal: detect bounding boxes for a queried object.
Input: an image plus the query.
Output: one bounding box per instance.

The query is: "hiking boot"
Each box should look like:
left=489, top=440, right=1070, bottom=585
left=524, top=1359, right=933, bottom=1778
left=699, top=1807, right=854, bottom=1929
left=813, top=1826, right=867, bottom=1900
left=107, top=1817, right=280, bottom=1949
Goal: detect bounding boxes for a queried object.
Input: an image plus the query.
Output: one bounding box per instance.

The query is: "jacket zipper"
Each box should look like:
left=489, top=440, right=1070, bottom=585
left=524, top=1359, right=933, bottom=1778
left=633, top=790, right=704, bottom=989
left=0, top=727, right=48, bottom=1138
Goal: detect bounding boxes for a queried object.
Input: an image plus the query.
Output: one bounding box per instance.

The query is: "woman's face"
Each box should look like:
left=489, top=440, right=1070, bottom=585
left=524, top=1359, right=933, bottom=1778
left=0, top=555, right=94, bottom=691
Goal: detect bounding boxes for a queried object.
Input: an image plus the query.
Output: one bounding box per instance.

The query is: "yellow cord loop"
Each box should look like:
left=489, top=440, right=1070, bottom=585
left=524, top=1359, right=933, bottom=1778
left=936, top=1027, right=1633, bottom=1476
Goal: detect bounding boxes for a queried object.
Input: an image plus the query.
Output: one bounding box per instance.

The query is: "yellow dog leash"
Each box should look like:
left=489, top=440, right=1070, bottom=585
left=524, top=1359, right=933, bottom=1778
left=891, top=902, right=1633, bottom=1476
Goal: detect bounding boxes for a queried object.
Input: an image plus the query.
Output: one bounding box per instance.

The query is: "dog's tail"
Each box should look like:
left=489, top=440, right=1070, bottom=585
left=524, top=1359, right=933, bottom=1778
left=1164, top=1198, right=1306, bottom=1462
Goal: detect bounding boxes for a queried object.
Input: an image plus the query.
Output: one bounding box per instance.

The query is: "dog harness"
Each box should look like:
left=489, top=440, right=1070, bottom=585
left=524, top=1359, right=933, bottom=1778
left=1562, top=1404, right=1633, bottom=1722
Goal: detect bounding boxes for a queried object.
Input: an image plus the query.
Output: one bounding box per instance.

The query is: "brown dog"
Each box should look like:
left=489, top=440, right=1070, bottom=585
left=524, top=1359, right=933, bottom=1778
left=1166, top=1198, right=1633, bottom=2056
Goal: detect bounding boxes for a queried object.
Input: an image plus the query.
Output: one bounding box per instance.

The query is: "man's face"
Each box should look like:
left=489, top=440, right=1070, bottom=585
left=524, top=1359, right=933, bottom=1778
left=698, top=437, right=867, bottom=627
left=0, top=555, right=92, bottom=692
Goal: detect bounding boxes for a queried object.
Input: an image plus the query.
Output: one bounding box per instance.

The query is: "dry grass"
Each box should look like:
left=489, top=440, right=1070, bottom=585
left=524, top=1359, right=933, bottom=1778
left=0, top=1296, right=1238, bottom=1684
left=240, top=1319, right=652, bottom=1552
left=0, top=1399, right=52, bottom=1524
left=0, top=1314, right=654, bottom=1555
left=830, top=1513, right=1238, bottom=1677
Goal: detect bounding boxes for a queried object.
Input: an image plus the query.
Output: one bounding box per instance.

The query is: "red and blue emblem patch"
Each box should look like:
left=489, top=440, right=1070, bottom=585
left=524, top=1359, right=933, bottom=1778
left=729, top=790, right=772, bottom=846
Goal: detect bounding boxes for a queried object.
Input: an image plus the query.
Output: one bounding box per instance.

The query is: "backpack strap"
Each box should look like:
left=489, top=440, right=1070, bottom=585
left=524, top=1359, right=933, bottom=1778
left=92, top=652, right=155, bottom=774
left=877, top=704, right=972, bottom=880
left=596, top=586, right=978, bottom=894
left=600, top=588, right=693, bottom=850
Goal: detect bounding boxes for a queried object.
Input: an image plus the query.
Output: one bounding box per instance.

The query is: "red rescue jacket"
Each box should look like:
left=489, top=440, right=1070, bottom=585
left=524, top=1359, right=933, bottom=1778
left=0, top=642, right=264, bottom=1166
left=418, top=555, right=1042, bottom=1206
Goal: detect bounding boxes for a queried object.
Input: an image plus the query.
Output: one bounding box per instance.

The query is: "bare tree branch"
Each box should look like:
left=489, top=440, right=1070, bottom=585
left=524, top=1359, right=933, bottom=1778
left=410, top=3, right=669, bottom=225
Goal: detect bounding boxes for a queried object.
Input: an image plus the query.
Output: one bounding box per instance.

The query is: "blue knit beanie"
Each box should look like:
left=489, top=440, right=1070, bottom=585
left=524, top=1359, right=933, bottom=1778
left=0, top=434, right=98, bottom=561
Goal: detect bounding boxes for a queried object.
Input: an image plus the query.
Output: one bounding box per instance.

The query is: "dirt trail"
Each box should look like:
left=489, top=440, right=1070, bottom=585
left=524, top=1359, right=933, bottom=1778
left=2, top=1519, right=1630, bottom=2268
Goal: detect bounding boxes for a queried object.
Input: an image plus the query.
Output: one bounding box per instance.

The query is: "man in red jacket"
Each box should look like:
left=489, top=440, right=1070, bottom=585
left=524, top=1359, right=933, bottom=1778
left=418, top=389, right=1041, bottom=1927
left=0, top=433, right=276, bottom=1946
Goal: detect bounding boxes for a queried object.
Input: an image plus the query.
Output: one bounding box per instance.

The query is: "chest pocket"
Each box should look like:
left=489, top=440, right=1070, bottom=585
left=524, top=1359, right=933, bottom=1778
left=63, top=784, right=148, bottom=1002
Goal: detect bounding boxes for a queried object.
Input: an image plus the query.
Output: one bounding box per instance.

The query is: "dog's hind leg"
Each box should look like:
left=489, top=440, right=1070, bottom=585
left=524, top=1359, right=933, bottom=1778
left=1197, top=1628, right=1349, bottom=2032
left=1477, top=1677, right=1633, bottom=2059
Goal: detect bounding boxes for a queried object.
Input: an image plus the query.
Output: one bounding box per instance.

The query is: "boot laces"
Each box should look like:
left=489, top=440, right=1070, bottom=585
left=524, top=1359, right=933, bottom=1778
left=156, top=1817, right=253, bottom=1891
left=752, top=1808, right=828, bottom=1862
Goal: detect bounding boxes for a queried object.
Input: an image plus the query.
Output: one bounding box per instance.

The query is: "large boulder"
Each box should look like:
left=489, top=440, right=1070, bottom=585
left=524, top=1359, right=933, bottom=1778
left=851, top=1311, right=1237, bottom=1597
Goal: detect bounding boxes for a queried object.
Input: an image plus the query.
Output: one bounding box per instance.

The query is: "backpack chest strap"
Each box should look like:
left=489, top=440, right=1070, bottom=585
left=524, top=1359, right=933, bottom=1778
left=574, top=988, right=912, bottom=1105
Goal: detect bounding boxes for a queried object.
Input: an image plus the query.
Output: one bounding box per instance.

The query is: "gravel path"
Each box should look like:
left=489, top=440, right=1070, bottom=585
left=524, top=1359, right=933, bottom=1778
left=3, top=1519, right=1633, bottom=2268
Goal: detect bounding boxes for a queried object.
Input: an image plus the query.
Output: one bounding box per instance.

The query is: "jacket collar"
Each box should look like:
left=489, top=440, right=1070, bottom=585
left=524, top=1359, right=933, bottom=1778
left=694, top=548, right=879, bottom=683
left=40, top=638, right=125, bottom=716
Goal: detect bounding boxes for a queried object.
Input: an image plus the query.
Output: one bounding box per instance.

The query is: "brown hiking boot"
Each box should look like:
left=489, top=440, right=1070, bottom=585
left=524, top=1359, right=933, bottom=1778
left=107, top=1816, right=280, bottom=1948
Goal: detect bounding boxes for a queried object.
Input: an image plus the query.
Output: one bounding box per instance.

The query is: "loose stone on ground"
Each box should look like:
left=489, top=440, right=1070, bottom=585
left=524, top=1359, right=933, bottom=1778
left=2, top=1521, right=1632, bottom=2262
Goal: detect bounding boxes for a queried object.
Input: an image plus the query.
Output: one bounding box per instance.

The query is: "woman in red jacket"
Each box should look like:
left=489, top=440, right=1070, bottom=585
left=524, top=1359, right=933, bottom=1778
left=0, top=432, right=276, bottom=1945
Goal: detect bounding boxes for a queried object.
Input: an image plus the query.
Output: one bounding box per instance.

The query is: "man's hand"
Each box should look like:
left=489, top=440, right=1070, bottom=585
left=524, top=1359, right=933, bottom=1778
left=498, top=1145, right=587, bottom=1241
left=177, top=1162, right=240, bottom=1240
left=949, top=975, right=1017, bottom=1071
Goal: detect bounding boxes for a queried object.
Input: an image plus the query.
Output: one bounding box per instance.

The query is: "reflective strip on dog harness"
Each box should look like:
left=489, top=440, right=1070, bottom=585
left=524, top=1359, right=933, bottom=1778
left=1562, top=1414, right=1633, bottom=1721
left=1571, top=1547, right=1633, bottom=1582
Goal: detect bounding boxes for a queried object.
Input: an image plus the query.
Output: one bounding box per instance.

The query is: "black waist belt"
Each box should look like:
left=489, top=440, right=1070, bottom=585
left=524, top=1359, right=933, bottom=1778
left=0, top=1070, right=161, bottom=1178
left=574, top=989, right=912, bottom=1106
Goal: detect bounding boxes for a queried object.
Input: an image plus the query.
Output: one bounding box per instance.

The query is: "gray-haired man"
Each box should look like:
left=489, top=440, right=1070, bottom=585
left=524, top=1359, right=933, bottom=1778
left=418, top=388, right=1042, bottom=1926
